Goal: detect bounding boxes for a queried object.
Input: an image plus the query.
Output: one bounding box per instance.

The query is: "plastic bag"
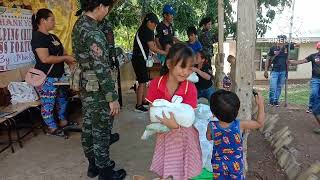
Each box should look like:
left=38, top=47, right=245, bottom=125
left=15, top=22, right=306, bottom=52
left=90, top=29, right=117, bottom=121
left=193, top=103, right=218, bottom=172
left=142, top=95, right=195, bottom=140
left=8, top=82, right=39, bottom=104
left=187, top=72, right=199, bottom=83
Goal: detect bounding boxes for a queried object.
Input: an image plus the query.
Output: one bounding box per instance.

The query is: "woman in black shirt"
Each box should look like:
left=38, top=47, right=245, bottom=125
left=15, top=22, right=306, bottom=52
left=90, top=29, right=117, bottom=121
left=193, top=50, right=216, bottom=101
left=31, top=9, right=76, bottom=136
left=131, top=13, right=166, bottom=112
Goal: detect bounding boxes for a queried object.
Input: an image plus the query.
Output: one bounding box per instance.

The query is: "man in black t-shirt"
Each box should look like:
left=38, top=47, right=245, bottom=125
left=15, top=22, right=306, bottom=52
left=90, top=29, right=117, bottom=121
left=289, top=42, right=320, bottom=134
left=155, top=4, right=180, bottom=54
left=264, top=35, right=295, bottom=107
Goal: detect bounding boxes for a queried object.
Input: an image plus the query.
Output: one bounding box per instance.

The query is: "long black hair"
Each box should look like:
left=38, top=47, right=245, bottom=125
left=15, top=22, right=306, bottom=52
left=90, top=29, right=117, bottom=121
left=160, top=43, right=195, bottom=75
left=31, top=8, right=53, bottom=31
left=137, top=13, right=159, bottom=32
left=76, top=0, right=114, bottom=16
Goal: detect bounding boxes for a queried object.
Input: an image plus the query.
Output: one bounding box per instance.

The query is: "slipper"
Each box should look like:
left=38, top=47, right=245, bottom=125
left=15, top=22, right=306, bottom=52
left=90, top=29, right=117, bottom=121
left=46, top=129, right=65, bottom=137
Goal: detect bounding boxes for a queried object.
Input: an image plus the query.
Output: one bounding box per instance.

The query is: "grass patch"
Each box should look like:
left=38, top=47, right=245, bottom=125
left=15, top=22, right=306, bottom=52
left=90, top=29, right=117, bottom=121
left=257, top=84, right=310, bottom=106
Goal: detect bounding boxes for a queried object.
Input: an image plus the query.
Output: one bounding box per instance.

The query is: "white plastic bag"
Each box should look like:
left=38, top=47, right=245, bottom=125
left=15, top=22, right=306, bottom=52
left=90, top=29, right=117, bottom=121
left=193, top=103, right=218, bottom=172
left=142, top=95, right=195, bottom=140
left=187, top=72, right=199, bottom=83
left=8, top=82, right=39, bottom=104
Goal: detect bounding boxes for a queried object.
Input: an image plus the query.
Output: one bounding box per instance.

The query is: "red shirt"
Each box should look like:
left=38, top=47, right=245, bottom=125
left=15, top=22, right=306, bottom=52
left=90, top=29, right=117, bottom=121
left=145, top=75, right=198, bottom=108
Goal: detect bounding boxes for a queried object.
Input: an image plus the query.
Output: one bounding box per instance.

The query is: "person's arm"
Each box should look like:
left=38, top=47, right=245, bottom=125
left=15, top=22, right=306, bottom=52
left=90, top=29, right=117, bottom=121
left=63, top=48, right=68, bottom=55
left=147, top=41, right=167, bottom=55
left=173, top=36, right=181, bottom=43
left=35, top=48, right=75, bottom=64
left=155, top=37, right=163, bottom=50
left=86, top=31, right=119, bottom=115
left=192, top=67, right=211, bottom=80
left=264, top=52, right=275, bottom=79
left=240, top=93, right=265, bottom=130
left=264, top=56, right=272, bottom=71
left=172, top=27, right=181, bottom=43
left=288, top=59, right=308, bottom=65
left=206, top=123, right=212, bottom=140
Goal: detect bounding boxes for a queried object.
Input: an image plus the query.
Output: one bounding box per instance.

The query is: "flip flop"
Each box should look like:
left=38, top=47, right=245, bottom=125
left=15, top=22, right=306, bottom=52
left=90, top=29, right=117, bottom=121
left=46, top=129, right=65, bottom=137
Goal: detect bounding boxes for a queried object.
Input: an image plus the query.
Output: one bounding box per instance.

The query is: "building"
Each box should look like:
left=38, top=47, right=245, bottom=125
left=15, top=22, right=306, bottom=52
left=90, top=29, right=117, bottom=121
left=223, top=37, right=320, bottom=81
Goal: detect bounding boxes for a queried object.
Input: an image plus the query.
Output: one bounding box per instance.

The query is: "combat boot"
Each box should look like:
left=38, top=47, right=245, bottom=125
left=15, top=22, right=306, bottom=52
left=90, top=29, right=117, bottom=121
left=110, top=133, right=120, bottom=145
left=98, top=167, right=126, bottom=180
left=87, top=159, right=115, bottom=178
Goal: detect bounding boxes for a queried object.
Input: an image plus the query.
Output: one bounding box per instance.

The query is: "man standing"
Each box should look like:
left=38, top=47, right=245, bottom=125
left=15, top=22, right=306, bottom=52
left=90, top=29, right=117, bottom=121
left=198, top=17, right=218, bottom=65
left=264, top=35, right=294, bottom=107
left=155, top=4, right=179, bottom=54
left=289, top=42, right=320, bottom=134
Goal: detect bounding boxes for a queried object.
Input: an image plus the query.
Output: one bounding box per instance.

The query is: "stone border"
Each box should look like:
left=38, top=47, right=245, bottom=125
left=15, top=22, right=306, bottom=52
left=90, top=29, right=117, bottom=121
left=260, top=114, right=320, bottom=180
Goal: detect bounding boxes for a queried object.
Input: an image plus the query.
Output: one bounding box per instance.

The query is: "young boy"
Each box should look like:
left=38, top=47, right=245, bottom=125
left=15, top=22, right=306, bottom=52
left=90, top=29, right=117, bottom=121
left=227, top=55, right=236, bottom=92
left=187, top=26, right=202, bottom=54
left=206, top=90, right=265, bottom=179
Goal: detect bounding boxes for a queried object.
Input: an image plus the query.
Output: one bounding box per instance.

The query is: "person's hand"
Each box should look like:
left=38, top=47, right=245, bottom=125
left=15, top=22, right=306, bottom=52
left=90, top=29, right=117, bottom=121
left=192, top=67, right=200, bottom=73
left=156, top=111, right=179, bottom=129
left=255, top=93, right=264, bottom=107
left=68, top=63, right=76, bottom=72
left=109, top=100, right=120, bottom=116
left=65, top=56, right=77, bottom=65
left=264, top=71, right=269, bottom=79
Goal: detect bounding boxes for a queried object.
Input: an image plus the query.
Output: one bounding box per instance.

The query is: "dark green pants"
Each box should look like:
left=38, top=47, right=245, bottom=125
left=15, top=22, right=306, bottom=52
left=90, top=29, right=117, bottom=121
left=81, top=92, right=114, bottom=168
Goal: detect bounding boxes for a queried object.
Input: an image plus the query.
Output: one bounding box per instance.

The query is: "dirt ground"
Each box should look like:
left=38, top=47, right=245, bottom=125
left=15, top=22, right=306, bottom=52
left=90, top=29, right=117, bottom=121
left=267, top=104, right=320, bottom=171
left=0, top=92, right=318, bottom=180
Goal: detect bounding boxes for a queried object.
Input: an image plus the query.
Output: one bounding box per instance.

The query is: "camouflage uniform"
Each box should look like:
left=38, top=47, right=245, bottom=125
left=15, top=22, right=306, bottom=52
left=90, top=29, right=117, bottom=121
left=198, top=29, right=217, bottom=65
left=72, top=15, right=118, bottom=169
left=99, top=18, right=118, bottom=90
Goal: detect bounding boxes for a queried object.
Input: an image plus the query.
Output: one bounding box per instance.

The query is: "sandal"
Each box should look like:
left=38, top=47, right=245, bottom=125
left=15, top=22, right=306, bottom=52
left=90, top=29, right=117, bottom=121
left=46, top=129, right=65, bottom=137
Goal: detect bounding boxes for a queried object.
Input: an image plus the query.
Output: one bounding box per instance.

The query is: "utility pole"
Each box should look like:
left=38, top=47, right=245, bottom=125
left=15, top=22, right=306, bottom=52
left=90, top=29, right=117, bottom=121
left=285, top=0, right=295, bottom=107
left=215, top=0, right=224, bottom=89
left=235, top=0, right=257, bottom=173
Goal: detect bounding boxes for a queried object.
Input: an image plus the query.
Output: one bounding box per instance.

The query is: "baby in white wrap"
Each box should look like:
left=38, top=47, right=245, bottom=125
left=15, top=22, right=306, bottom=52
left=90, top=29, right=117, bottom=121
left=141, top=95, right=196, bottom=140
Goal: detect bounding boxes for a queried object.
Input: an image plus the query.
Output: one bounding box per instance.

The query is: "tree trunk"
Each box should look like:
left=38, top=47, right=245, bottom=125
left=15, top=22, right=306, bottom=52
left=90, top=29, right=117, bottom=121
left=215, top=0, right=224, bottom=89
left=235, top=0, right=257, bottom=173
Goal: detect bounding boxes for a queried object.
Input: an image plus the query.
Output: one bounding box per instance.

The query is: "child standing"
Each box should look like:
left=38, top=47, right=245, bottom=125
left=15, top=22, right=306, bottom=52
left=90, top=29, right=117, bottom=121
left=206, top=90, right=265, bottom=179
left=193, top=50, right=215, bottom=101
left=145, top=43, right=202, bottom=179
left=187, top=26, right=203, bottom=54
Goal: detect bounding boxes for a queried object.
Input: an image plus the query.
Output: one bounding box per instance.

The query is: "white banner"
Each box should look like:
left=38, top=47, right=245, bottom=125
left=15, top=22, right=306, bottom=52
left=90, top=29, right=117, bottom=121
left=0, top=7, right=35, bottom=71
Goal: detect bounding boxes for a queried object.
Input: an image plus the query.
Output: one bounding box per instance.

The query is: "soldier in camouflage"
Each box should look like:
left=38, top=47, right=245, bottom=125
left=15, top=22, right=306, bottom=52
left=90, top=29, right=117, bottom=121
left=72, top=0, right=126, bottom=179
left=198, top=17, right=218, bottom=65
left=99, top=18, right=119, bottom=90
left=99, top=18, right=117, bottom=70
